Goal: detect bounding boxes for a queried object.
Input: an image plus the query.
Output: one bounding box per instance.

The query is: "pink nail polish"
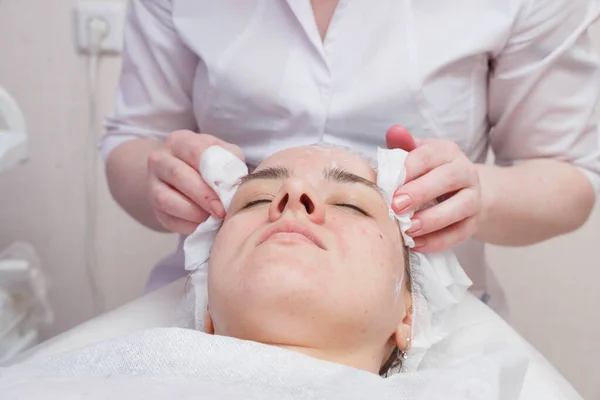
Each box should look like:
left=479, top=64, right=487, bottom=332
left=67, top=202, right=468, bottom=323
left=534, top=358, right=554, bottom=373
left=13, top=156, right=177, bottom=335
left=209, top=200, right=225, bottom=219
left=393, top=195, right=411, bottom=212
left=414, top=238, right=426, bottom=248
left=407, top=219, right=422, bottom=234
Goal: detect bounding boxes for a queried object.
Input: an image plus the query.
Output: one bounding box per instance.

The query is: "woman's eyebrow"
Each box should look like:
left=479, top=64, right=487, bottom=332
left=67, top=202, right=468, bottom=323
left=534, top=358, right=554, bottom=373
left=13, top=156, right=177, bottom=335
left=238, top=165, right=384, bottom=197
left=323, top=166, right=384, bottom=197
left=238, top=166, right=291, bottom=186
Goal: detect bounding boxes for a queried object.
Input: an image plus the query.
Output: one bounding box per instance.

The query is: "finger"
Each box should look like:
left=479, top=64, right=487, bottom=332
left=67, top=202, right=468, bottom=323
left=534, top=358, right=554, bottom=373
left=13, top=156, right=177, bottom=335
left=412, top=216, right=478, bottom=253
left=168, top=131, right=245, bottom=170
left=155, top=209, right=201, bottom=235
left=392, top=161, right=473, bottom=213
left=386, top=125, right=417, bottom=151
left=149, top=179, right=210, bottom=224
left=402, top=141, right=462, bottom=183
left=149, top=152, right=225, bottom=218
left=216, top=140, right=245, bottom=161
left=406, top=188, right=480, bottom=237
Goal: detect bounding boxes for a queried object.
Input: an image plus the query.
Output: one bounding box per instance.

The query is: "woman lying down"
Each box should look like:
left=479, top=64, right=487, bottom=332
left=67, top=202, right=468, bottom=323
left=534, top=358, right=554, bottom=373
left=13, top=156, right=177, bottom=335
left=0, top=145, right=527, bottom=399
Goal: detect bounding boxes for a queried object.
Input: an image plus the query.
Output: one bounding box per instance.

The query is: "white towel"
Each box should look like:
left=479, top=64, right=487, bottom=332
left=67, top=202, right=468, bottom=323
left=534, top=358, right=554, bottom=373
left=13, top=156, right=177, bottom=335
left=183, top=146, right=248, bottom=273
left=0, top=328, right=527, bottom=399
left=376, top=148, right=472, bottom=371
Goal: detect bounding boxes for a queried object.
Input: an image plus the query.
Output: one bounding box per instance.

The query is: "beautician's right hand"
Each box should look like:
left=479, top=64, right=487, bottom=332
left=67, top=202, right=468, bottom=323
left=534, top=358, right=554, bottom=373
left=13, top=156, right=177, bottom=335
left=147, top=130, right=245, bottom=234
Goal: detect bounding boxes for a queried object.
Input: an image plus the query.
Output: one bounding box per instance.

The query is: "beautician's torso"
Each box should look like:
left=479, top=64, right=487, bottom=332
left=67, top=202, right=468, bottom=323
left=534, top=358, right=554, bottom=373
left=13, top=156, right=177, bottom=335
left=173, top=0, right=500, bottom=165
left=157, top=0, right=515, bottom=301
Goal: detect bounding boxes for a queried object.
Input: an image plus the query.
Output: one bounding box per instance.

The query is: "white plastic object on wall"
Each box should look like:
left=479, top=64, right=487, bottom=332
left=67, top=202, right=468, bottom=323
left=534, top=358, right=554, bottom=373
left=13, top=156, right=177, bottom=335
left=0, top=87, right=28, bottom=175
left=74, top=1, right=126, bottom=54
left=0, top=242, right=53, bottom=365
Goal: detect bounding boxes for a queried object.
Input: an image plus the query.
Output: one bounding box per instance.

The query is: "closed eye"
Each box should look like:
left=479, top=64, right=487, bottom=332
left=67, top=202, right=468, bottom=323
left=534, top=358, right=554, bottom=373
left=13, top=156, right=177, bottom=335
left=243, top=199, right=272, bottom=209
left=335, top=203, right=369, bottom=217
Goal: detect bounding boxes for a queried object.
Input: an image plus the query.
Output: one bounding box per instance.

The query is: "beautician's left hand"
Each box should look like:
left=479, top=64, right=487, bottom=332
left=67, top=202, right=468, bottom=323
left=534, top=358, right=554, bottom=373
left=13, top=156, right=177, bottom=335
left=386, top=125, right=482, bottom=252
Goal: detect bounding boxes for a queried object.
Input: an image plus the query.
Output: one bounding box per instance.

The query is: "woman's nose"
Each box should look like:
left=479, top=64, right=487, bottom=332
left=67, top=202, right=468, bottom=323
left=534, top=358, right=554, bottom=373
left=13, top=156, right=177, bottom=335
left=268, top=179, right=325, bottom=224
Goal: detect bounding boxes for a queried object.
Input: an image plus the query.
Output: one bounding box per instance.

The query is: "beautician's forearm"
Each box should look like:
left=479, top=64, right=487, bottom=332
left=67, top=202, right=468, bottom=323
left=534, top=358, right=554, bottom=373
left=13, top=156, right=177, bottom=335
left=105, top=139, right=169, bottom=232
left=475, top=160, right=596, bottom=246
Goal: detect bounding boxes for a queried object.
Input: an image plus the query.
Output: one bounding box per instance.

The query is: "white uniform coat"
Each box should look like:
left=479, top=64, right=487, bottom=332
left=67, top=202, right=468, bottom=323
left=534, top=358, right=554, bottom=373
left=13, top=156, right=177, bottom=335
left=102, top=0, right=600, bottom=308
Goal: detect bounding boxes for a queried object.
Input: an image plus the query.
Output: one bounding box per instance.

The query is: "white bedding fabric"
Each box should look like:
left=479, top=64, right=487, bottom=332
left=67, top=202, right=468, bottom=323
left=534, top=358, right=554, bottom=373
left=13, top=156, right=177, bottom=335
left=0, top=328, right=527, bottom=400
left=5, top=278, right=583, bottom=400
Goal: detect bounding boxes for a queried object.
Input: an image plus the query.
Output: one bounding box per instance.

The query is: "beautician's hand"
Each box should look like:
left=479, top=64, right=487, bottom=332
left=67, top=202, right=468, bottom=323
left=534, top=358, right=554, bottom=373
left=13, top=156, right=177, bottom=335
left=147, top=130, right=245, bottom=234
left=386, top=125, right=482, bottom=252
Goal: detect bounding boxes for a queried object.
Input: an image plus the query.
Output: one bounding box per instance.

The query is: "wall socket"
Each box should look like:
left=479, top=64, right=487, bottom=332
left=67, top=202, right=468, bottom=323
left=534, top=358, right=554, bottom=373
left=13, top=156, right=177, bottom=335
left=74, top=1, right=126, bottom=54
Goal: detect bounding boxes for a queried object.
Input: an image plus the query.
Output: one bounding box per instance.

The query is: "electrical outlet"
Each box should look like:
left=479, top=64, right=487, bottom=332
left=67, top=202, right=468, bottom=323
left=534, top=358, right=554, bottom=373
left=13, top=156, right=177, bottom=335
left=74, top=1, right=126, bottom=54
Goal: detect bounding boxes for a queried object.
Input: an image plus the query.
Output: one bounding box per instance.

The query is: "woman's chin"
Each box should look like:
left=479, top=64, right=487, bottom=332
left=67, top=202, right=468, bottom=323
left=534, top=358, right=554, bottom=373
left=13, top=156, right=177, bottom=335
left=216, top=308, right=342, bottom=352
left=224, top=260, right=333, bottom=317
left=241, top=262, right=327, bottom=300
left=242, top=247, right=331, bottom=280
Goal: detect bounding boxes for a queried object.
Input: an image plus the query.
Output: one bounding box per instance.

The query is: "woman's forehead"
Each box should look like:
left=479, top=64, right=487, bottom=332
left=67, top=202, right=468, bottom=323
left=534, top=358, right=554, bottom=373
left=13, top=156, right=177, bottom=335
left=256, top=146, right=376, bottom=181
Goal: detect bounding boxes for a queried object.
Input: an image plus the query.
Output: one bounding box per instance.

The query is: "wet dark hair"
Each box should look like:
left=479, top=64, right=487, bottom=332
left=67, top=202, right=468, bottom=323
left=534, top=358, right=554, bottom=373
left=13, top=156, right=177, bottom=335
left=379, top=245, right=413, bottom=377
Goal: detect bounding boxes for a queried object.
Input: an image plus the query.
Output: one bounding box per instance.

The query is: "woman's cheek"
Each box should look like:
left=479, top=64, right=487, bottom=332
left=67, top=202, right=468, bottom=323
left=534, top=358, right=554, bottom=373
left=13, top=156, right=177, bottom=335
left=234, top=213, right=268, bottom=246
left=329, top=216, right=388, bottom=255
left=215, top=217, right=251, bottom=255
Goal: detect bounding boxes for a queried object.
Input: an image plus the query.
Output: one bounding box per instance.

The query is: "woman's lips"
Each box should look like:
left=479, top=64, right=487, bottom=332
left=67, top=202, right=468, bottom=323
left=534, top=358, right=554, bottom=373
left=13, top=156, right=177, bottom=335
left=258, top=221, right=326, bottom=250
left=265, top=232, right=318, bottom=247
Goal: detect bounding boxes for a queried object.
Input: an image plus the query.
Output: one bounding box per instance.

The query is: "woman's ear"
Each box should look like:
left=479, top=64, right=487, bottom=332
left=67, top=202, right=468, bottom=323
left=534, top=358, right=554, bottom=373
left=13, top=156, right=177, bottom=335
left=394, top=295, right=413, bottom=351
left=204, top=306, right=214, bottom=334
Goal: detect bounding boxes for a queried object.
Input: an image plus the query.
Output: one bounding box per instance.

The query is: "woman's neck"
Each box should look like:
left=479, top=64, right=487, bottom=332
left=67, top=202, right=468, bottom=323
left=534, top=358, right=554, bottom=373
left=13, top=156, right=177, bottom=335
left=275, top=344, right=384, bottom=374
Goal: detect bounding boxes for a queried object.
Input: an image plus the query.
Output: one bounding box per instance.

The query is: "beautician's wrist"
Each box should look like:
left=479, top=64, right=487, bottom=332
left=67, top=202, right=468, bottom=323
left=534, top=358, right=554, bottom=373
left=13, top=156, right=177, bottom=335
left=106, top=138, right=168, bottom=232
left=472, top=163, right=499, bottom=242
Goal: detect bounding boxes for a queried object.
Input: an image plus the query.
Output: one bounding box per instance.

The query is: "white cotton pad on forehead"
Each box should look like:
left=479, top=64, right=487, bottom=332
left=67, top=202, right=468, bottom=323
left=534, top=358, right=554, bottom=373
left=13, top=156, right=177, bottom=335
left=376, top=148, right=415, bottom=248
left=376, top=147, right=472, bottom=373
left=183, top=146, right=248, bottom=274
left=200, top=146, right=249, bottom=209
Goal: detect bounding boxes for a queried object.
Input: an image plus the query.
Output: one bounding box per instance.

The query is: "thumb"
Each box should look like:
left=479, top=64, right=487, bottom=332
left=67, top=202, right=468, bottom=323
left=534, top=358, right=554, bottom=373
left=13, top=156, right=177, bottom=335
left=217, top=141, right=246, bottom=163
left=386, top=125, right=417, bottom=152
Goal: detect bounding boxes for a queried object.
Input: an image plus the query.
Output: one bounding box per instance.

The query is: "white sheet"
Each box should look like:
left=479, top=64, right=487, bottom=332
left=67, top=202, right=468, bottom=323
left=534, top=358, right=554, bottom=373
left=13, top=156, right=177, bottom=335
left=9, top=278, right=583, bottom=400
left=1, top=328, right=529, bottom=399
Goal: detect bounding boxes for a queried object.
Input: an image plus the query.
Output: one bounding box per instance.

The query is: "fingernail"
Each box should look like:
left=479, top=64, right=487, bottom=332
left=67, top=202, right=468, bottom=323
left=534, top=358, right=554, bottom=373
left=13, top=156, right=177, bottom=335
left=209, top=200, right=225, bottom=219
left=393, top=195, right=412, bottom=213
left=414, top=238, right=426, bottom=248
left=407, top=218, right=421, bottom=234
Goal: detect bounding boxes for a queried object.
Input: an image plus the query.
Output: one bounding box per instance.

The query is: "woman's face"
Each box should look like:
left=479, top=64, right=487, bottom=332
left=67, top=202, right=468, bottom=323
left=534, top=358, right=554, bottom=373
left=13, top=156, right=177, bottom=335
left=207, top=146, right=411, bottom=357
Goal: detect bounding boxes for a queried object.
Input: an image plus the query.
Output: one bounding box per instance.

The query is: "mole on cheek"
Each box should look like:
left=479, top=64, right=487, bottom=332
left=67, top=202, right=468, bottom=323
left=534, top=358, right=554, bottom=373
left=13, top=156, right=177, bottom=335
left=379, top=234, right=384, bottom=240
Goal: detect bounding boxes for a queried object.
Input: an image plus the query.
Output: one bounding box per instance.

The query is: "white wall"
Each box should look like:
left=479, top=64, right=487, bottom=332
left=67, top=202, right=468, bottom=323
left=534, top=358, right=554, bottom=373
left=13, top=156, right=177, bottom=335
left=489, top=210, right=600, bottom=399
left=486, top=23, right=600, bottom=400
left=0, top=0, right=598, bottom=398
left=0, top=0, right=178, bottom=337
